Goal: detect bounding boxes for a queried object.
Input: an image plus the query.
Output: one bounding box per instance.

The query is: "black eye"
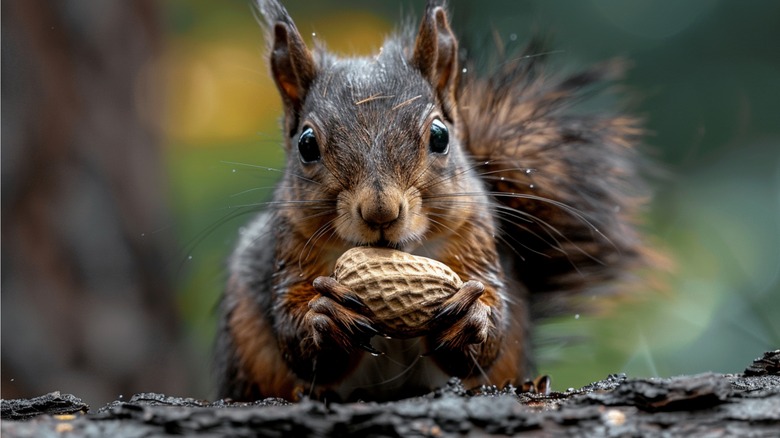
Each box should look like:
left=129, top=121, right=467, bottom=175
left=429, top=119, right=449, bottom=154
left=298, top=126, right=321, bottom=163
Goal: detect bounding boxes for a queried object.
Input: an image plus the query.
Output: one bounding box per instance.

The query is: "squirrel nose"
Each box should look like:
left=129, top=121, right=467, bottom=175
left=359, top=200, right=401, bottom=229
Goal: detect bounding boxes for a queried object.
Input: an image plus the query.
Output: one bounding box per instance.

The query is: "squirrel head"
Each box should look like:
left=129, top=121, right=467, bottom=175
left=258, top=1, right=482, bottom=251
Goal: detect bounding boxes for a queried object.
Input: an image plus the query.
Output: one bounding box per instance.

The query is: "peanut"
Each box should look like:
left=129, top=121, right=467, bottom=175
left=333, top=247, right=462, bottom=338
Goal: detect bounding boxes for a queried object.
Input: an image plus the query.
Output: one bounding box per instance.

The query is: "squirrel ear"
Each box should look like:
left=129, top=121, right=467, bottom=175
left=412, top=2, right=459, bottom=121
left=258, top=0, right=316, bottom=134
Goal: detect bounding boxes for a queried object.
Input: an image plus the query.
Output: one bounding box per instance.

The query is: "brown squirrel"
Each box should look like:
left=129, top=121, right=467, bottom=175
left=215, top=0, right=652, bottom=402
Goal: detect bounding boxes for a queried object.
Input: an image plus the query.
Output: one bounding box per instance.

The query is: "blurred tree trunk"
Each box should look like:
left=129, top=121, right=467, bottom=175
left=2, top=1, right=194, bottom=406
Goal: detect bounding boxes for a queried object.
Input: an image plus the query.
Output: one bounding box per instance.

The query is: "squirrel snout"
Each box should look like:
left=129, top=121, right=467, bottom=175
left=358, top=200, right=402, bottom=230
left=341, top=184, right=426, bottom=246
left=355, top=185, right=406, bottom=231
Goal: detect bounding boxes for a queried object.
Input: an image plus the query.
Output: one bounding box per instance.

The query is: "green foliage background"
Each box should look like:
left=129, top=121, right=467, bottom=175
left=162, top=0, right=780, bottom=396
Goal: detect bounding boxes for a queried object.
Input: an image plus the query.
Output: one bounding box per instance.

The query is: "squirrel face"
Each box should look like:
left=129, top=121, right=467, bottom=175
left=262, top=0, right=479, bottom=255
left=282, top=53, right=477, bottom=250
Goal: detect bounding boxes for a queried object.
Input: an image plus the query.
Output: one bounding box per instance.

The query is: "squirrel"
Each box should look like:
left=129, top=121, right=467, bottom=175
left=214, top=0, right=653, bottom=402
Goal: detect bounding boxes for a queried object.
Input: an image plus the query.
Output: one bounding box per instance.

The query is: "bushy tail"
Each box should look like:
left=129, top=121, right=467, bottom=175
left=459, top=41, right=655, bottom=317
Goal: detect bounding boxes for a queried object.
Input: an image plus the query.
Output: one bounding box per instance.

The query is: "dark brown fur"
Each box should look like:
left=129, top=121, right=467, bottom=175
left=214, top=0, right=652, bottom=402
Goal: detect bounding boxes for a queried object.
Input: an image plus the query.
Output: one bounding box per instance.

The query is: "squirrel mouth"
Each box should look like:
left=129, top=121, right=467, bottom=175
left=366, top=238, right=401, bottom=250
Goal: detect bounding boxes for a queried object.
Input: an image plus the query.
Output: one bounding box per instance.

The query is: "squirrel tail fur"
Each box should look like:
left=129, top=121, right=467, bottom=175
left=458, top=40, right=653, bottom=318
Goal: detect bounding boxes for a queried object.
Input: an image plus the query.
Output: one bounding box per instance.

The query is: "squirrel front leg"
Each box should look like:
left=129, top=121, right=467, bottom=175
left=426, top=277, right=507, bottom=379
left=429, top=280, right=491, bottom=348
left=273, top=277, right=379, bottom=386
left=424, top=223, right=525, bottom=385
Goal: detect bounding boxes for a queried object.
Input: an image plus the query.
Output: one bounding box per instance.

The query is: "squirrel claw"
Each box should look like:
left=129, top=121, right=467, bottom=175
left=355, top=319, right=380, bottom=336
left=313, top=276, right=371, bottom=313
left=520, top=375, right=552, bottom=395
left=307, top=281, right=379, bottom=353
left=432, top=280, right=485, bottom=324
left=359, top=342, right=384, bottom=356
left=343, top=294, right=371, bottom=313
left=428, top=280, right=491, bottom=350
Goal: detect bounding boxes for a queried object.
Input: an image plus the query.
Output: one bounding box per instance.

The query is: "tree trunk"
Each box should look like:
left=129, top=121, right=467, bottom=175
left=1, top=0, right=192, bottom=407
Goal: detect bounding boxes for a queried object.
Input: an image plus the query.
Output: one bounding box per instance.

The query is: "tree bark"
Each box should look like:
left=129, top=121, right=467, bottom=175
left=2, top=351, right=778, bottom=437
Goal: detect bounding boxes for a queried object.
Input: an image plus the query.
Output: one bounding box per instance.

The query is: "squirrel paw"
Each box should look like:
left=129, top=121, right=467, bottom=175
left=520, top=375, right=552, bottom=395
left=428, top=280, right=491, bottom=351
left=308, top=276, right=381, bottom=354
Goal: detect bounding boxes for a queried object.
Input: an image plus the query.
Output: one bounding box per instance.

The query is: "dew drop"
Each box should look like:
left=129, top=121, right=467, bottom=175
left=509, top=33, right=518, bottom=41
left=188, top=255, right=193, bottom=261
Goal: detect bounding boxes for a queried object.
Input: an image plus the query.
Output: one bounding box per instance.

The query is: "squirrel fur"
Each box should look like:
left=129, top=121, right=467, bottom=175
left=214, top=0, right=653, bottom=402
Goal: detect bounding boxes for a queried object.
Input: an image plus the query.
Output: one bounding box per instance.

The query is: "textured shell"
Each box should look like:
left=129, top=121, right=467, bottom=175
left=333, top=247, right=462, bottom=338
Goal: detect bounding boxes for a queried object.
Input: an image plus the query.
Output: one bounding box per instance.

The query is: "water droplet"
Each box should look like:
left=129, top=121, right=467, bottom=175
left=187, top=255, right=193, bottom=260
left=529, top=184, right=535, bottom=189
left=574, top=314, right=580, bottom=320
left=509, top=33, right=518, bottom=41
left=462, top=67, right=468, bottom=73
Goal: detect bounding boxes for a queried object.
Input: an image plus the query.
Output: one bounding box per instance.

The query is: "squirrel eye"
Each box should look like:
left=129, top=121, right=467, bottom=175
left=428, top=119, right=449, bottom=154
left=298, top=126, right=321, bottom=163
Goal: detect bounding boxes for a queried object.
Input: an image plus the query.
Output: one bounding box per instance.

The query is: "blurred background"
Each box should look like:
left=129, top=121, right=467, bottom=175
left=2, top=0, right=778, bottom=408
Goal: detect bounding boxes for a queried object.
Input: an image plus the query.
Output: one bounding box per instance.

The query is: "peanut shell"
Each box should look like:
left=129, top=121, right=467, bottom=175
left=333, top=247, right=462, bottom=338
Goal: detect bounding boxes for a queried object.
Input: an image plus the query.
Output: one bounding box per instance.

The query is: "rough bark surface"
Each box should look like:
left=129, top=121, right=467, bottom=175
left=2, top=351, right=778, bottom=437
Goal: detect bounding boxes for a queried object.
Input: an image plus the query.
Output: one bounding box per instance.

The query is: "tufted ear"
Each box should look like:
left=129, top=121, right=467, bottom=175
left=258, top=0, right=316, bottom=136
left=411, top=1, right=459, bottom=121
